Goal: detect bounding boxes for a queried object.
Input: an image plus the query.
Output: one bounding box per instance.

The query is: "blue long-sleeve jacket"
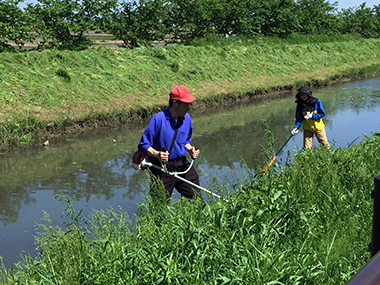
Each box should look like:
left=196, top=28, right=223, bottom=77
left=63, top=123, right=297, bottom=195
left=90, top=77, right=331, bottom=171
left=294, top=99, right=326, bottom=132
left=138, top=108, right=193, bottom=159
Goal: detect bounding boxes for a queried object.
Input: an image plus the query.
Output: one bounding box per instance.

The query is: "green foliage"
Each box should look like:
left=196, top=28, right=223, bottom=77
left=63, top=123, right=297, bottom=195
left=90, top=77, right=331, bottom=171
left=296, top=0, right=340, bottom=35
left=56, top=68, right=71, bottom=82
left=105, top=0, right=168, bottom=49
left=337, top=3, right=380, bottom=38
left=1, top=0, right=380, bottom=53
left=254, top=0, right=299, bottom=37
left=162, top=0, right=215, bottom=43
left=0, top=0, right=35, bottom=52
left=0, top=115, right=44, bottom=149
left=1, top=135, right=379, bottom=284
left=25, top=0, right=118, bottom=51
left=198, top=0, right=260, bottom=37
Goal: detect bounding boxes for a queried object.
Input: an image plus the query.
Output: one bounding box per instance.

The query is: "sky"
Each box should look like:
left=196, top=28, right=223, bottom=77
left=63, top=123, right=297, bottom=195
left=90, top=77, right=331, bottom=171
left=336, top=0, right=379, bottom=9
left=18, top=0, right=380, bottom=11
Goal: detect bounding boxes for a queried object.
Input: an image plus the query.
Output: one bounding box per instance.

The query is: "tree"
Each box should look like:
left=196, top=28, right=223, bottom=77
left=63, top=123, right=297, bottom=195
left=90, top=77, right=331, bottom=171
left=162, top=0, right=214, bottom=43
left=25, top=0, right=118, bottom=51
left=374, top=4, right=380, bottom=37
left=338, top=3, right=380, bottom=38
left=254, top=0, right=299, bottom=37
left=106, top=0, right=168, bottom=49
left=0, top=0, right=34, bottom=52
left=296, top=0, right=339, bottom=35
left=205, top=0, right=261, bottom=37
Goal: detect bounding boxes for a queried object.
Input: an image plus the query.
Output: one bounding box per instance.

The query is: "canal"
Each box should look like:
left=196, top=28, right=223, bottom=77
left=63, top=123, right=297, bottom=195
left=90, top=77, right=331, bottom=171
left=1, top=78, right=380, bottom=266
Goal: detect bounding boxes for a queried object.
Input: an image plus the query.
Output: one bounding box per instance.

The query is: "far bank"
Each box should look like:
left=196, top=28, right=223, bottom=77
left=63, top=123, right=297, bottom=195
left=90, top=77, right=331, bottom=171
left=1, top=36, right=380, bottom=150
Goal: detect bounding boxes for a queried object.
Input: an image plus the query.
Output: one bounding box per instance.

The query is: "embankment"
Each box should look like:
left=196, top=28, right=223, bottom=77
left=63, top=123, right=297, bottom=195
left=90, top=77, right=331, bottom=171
left=1, top=36, right=380, bottom=150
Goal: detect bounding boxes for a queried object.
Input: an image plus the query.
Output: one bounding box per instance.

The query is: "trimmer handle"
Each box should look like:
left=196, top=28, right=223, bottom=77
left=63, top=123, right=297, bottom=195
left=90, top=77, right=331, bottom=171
left=191, top=147, right=199, bottom=160
left=161, top=147, right=167, bottom=170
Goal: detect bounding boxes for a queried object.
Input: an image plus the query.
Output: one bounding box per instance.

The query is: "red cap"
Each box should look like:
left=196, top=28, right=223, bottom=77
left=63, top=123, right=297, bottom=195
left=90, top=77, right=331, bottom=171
left=169, top=86, right=197, bottom=103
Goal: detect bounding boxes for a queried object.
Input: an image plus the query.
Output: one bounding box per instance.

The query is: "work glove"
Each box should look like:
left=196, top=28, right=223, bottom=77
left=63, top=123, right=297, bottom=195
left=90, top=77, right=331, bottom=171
left=291, top=128, right=299, bottom=136
left=304, top=112, right=312, bottom=120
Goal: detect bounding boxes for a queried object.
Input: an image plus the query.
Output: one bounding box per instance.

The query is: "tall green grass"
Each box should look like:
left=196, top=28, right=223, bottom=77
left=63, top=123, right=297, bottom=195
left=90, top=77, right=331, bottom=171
left=1, top=133, right=379, bottom=284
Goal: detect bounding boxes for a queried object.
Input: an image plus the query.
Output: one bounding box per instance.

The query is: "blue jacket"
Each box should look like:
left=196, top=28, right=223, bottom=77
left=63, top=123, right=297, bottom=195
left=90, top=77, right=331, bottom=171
left=138, top=108, right=193, bottom=159
left=295, top=99, right=326, bottom=132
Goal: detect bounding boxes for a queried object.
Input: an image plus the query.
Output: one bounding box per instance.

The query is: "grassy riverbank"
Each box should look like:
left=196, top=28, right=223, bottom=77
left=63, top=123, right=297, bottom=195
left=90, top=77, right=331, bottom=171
left=1, top=35, right=380, bottom=150
left=1, top=133, right=379, bottom=284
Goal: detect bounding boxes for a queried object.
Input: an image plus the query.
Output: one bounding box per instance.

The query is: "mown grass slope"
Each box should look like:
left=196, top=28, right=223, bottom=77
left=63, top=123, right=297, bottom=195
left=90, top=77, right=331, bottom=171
left=1, top=35, right=380, bottom=149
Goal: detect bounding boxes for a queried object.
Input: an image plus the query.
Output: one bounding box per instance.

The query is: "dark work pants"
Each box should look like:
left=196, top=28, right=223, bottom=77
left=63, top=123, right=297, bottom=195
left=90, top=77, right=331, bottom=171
left=149, top=156, right=201, bottom=200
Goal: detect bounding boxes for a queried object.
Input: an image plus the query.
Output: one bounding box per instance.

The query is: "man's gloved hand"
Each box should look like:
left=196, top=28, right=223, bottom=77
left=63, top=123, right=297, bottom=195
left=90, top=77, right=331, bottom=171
left=304, top=112, right=312, bottom=120
left=291, top=128, right=299, bottom=136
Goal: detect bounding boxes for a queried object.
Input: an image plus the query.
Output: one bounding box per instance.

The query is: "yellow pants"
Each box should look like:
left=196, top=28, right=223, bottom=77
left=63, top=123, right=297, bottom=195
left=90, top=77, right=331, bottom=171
left=303, top=128, right=330, bottom=149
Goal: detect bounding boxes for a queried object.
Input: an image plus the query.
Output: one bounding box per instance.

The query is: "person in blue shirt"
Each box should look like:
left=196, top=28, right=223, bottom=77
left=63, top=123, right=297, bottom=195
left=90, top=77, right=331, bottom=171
left=138, top=85, right=201, bottom=200
left=291, top=86, right=330, bottom=149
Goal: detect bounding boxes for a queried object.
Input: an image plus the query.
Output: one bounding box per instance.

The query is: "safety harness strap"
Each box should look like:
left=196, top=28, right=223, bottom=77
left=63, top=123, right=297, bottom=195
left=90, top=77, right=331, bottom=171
left=168, top=118, right=180, bottom=154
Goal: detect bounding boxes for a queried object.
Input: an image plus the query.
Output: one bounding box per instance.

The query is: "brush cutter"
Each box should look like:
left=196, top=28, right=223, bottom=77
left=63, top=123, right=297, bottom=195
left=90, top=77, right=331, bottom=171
left=262, top=120, right=305, bottom=174
left=140, top=157, right=229, bottom=202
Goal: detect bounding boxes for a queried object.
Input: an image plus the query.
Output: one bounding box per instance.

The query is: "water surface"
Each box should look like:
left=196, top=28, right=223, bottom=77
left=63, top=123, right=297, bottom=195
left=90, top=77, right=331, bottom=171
left=1, top=78, right=380, bottom=266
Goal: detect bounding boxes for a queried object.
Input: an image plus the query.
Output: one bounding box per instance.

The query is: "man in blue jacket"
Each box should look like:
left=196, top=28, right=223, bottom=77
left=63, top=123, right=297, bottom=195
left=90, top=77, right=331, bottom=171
left=138, top=86, right=201, bottom=200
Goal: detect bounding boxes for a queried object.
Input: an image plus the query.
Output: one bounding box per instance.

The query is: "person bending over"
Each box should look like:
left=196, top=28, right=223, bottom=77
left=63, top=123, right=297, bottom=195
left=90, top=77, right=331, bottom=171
left=291, top=86, right=330, bottom=149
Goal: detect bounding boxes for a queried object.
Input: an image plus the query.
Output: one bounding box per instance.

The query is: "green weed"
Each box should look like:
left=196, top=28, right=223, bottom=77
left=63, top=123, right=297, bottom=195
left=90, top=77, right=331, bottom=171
left=1, top=134, right=379, bottom=284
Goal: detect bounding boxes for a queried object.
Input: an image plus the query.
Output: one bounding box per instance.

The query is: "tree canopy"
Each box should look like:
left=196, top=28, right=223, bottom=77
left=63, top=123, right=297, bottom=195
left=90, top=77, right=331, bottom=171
left=0, top=0, right=379, bottom=52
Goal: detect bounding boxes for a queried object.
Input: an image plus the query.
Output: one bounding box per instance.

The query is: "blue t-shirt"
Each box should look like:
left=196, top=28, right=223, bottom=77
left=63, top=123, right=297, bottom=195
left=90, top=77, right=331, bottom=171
left=138, top=107, right=193, bottom=159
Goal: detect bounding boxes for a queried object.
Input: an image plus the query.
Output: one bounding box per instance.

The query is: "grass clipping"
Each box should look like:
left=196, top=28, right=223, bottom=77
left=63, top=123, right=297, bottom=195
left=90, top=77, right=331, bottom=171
left=1, top=38, right=380, bottom=123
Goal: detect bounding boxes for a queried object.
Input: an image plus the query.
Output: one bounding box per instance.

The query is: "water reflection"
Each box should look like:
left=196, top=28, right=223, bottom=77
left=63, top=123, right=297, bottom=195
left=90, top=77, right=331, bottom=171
left=1, top=78, right=380, bottom=266
left=0, top=185, right=33, bottom=225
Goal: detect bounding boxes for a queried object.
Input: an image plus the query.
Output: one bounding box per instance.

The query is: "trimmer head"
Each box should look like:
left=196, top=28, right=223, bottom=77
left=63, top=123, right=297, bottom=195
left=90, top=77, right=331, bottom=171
left=140, top=158, right=152, bottom=170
